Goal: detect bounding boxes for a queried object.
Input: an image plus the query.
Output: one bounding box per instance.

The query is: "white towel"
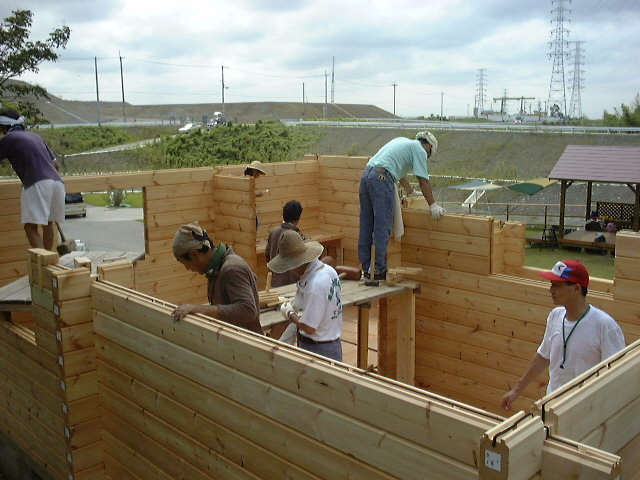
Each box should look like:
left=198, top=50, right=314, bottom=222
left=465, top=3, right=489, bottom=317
left=392, top=183, right=404, bottom=240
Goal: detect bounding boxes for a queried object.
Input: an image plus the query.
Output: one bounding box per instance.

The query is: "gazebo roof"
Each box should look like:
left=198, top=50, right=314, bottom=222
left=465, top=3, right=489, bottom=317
left=549, top=145, right=640, bottom=184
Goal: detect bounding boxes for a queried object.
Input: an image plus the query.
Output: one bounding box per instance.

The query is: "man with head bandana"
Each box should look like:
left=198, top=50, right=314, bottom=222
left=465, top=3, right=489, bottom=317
left=358, top=131, right=445, bottom=280
left=171, top=222, right=263, bottom=335
left=0, top=108, right=65, bottom=250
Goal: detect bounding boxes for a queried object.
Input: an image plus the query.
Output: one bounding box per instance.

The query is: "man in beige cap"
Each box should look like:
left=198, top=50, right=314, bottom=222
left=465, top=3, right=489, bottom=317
left=171, top=222, right=263, bottom=335
left=267, top=230, right=343, bottom=361
left=359, top=131, right=445, bottom=280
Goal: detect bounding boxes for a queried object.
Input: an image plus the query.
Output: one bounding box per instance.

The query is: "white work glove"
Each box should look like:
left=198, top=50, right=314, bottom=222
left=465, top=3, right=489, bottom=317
left=407, top=189, right=422, bottom=198
left=279, top=301, right=295, bottom=321
left=429, top=203, right=446, bottom=220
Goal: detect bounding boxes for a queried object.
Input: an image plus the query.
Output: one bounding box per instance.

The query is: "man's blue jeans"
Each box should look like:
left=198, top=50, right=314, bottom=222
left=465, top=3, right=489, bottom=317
left=358, top=165, right=395, bottom=275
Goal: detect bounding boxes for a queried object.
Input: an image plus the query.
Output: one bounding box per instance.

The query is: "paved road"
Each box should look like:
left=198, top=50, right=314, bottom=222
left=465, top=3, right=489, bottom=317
left=61, top=205, right=145, bottom=253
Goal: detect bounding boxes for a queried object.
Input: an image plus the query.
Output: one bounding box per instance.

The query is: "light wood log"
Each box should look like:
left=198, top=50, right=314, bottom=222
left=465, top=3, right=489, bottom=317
left=541, top=436, right=621, bottom=480
left=479, top=413, right=544, bottom=480
left=144, top=181, right=214, bottom=201
left=615, top=230, right=640, bottom=259
left=97, top=340, right=396, bottom=480
left=90, top=283, right=500, bottom=467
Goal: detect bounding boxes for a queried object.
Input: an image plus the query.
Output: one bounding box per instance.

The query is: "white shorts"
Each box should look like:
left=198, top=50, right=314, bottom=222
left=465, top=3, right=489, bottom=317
left=21, top=179, right=65, bottom=225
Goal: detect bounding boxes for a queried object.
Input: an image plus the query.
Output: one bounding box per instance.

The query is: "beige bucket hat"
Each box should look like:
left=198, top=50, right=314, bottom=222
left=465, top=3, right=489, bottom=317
left=244, top=160, right=267, bottom=175
left=267, top=230, right=324, bottom=273
left=172, top=222, right=212, bottom=258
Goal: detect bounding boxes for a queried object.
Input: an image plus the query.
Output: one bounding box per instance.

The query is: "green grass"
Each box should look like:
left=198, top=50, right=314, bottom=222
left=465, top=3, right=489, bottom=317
left=83, top=192, right=143, bottom=208
left=525, top=246, right=614, bottom=280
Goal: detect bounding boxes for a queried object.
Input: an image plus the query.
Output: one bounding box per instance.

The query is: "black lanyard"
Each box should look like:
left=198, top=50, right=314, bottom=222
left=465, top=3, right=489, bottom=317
left=560, top=305, right=591, bottom=369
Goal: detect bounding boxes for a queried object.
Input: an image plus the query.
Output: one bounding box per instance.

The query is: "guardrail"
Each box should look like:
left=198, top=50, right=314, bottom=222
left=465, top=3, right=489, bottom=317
left=283, top=119, right=640, bottom=135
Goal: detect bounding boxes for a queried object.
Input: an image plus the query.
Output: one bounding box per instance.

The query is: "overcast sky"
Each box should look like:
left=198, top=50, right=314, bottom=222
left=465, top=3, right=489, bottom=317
left=2, top=0, right=639, bottom=119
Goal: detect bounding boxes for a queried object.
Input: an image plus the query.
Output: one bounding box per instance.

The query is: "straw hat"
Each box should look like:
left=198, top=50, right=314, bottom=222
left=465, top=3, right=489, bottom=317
left=244, top=160, right=267, bottom=175
left=267, top=230, right=323, bottom=273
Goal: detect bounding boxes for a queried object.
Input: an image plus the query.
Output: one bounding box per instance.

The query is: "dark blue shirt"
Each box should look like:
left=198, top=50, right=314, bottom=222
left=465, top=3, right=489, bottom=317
left=0, top=128, right=62, bottom=187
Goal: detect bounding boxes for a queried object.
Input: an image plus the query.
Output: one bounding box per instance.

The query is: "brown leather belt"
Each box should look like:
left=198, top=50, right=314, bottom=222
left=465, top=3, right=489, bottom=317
left=374, top=167, right=387, bottom=173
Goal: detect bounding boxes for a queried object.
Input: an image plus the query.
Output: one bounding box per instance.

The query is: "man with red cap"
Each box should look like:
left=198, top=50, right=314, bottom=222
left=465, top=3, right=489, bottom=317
left=500, top=260, right=625, bottom=411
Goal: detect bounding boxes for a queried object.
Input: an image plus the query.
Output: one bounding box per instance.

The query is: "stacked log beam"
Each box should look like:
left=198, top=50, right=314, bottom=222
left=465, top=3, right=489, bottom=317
left=92, top=280, right=501, bottom=479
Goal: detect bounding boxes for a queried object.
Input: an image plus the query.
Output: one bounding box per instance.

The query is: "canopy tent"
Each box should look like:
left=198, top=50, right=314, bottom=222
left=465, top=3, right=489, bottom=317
left=506, top=178, right=558, bottom=195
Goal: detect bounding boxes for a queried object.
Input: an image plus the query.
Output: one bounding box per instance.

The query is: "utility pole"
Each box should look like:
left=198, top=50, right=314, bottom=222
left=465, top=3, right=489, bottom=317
left=119, top=52, right=126, bottom=123
left=547, top=0, right=571, bottom=117
left=94, top=57, right=101, bottom=126
left=440, top=91, right=444, bottom=120
left=392, top=83, right=397, bottom=116
left=568, top=40, right=585, bottom=119
left=324, top=70, right=328, bottom=119
left=475, top=69, right=487, bottom=117
left=302, top=82, right=305, bottom=117
left=331, top=56, right=335, bottom=103
left=221, top=65, right=226, bottom=114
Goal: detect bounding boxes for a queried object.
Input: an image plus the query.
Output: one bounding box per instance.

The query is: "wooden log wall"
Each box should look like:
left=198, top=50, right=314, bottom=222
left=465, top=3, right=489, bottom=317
left=91, top=279, right=503, bottom=480
left=0, top=249, right=103, bottom=479
left=0, top=181, right=31, bottom=286
left=397, top=208, right=640, bottom=417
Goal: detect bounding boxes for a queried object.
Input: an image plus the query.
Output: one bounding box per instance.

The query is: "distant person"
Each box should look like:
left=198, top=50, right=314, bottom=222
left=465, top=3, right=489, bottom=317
left=244, top=160, right=269, bottom=228
left=500, top=260, right=625, bottom=411
left=265, top=200, right=305, bottom=287
left=0, top=108, right=65, bottom=250
left=171, top=222, right=263, bottom=335
left=268, top=230, right=343, bottom=361
left=359, top=131, right=445, bottom=279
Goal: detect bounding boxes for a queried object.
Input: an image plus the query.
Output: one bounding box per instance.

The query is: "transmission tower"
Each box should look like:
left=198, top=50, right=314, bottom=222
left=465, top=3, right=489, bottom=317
left=547, top=0, right=571, bottom=117
left=475, top=69, right=487, bottom=117
left=568, top=41, right=585, bottom=119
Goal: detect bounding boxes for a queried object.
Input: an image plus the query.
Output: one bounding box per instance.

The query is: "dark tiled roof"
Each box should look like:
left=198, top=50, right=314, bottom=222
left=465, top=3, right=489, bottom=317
left=549, top=145, right=640, bottom=183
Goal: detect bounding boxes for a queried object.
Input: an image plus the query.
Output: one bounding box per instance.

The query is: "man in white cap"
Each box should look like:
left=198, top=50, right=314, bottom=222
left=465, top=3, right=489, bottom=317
left=0, top=108, right=65, bottom=250
left=500, top=259, right=625, bottom=411
left=267, top=230, right=343, bottom=361
left=171, top=222, right=263, bottom=335
left=359, top=131, right=445, bottom=279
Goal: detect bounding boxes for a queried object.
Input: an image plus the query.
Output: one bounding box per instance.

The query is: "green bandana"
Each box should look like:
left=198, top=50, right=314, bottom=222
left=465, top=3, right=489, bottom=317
left=205, top=244, right=227, bottom=279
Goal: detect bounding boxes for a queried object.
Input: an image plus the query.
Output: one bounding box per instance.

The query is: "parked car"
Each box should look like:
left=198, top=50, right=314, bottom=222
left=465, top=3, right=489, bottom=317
left=206, top=115, right=227, bottom=130
left=178, top=123, right=201, bottom=133
left=64, top=193, right=87, bottom=218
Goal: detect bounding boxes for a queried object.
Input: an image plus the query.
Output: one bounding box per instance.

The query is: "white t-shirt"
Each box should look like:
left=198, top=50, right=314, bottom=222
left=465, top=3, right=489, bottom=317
left=294, top=259, right=342, bottom=342
left=537, top=305, right=626, bottom=394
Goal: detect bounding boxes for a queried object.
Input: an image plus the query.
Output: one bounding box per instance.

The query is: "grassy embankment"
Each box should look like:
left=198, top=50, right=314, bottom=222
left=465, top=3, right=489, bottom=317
left=8, top=123, right=640, bottom=278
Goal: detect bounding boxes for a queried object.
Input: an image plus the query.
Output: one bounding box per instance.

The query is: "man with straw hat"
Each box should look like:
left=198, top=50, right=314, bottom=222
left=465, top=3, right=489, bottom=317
left=268, top=230, right=343, bottom=361
left=359, top=131, right=445, bottom=280
left=171, top=222, right=263, bottom=335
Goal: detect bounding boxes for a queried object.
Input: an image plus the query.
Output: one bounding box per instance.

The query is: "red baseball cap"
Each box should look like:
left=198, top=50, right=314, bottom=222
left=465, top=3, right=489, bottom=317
left=538, top=260, right=589, bottom=288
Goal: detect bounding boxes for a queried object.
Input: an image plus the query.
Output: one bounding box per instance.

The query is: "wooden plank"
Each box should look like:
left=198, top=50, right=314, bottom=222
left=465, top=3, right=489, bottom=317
left=98, top=339, right=394, bottom=479
left=579, top=391, right=640, bottom=454
left=618, top=432, right=640, bottom=479
left=615, top=230, right=640, bottom=259
left=68, top=417, right=102, bottom=449
left=51, top=268, right=93, bottom=302
left=479, top=413, right=545, bottom=480
left=93, top=317, right=477, bottom=480
left=72, top=463, right=105, bottom=480
left=104, top=434, right=169, bottom=480
left=402, top=210, right=493, bottom=238
left=144, top=181, right=214, bottom=201
left=541, top=437, right=621, bottom=480
left=401, top=227, right=491, bottom=256
left=63, top=167, right=214, bottom=191
left=544, top=348, right=640, bottom=441
left=401, top=244, right=489, bottom=275
left=145, top=194, right=215, bottom=215
left=64, top=370, right=98, bottom=403
left=99, top=361, right=321, bottom=480
left=69, top=440, right=103, bottom=474
left=145, top=207, right=217, bottom=228
left=614, top=255, right=640, bottom=281
left=613, top=277, right=640, bottom=303
left=100, top=387, right=261, bottom=480
left=90, top=285, right=499, bottom=468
